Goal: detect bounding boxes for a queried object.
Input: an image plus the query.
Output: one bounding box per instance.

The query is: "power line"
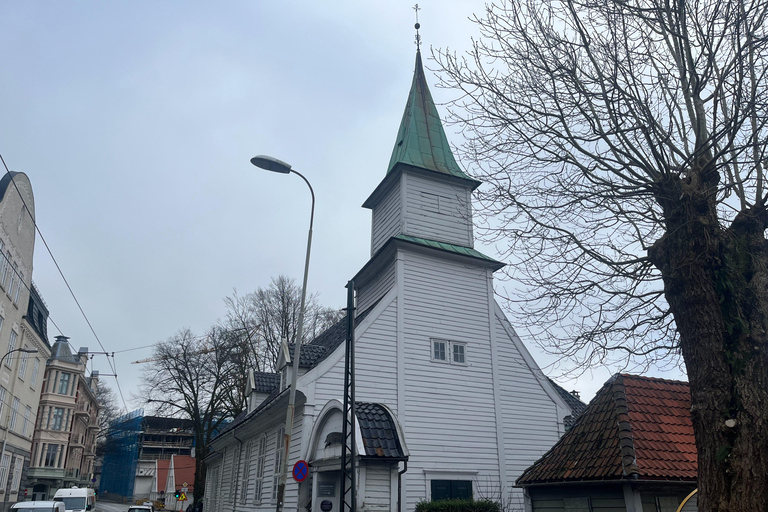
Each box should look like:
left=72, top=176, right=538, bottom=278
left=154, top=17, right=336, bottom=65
left=0, top=153, right=129, bottom=413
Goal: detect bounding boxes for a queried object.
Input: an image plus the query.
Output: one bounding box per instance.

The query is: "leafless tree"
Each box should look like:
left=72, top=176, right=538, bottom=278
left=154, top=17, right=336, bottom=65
left=223, top=275, right=343, bottom=373
left=93, top=380, right=120, bottom=456
left=436, top=0, right=768, bottom=510
left=137, top=328, right=235, bottom=502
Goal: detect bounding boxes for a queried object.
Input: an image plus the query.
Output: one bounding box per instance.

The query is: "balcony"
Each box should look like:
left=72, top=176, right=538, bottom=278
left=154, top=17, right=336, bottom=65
left=27, top=467, right=65, bottom=480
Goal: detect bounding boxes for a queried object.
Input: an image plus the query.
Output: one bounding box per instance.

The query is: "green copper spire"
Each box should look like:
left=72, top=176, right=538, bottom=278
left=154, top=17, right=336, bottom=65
left=387, top=51, right=472, bottom=180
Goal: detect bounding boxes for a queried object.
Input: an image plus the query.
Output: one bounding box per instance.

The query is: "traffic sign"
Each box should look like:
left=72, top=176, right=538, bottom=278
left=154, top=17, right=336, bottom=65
left=292, top=460, right=309, bottom=482
left=178, top=492, right=188, bottom=502
left=182, top=482, right=188, bottom=487
left=181, top=487, right=188, bottom=493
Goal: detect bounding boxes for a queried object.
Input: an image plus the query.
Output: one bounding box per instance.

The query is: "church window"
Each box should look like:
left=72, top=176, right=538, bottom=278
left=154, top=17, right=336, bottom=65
left=240, top=440, right=252, bottom=502
left=453, top=343, right=466, bottom=364
left=431, top=339, right=467, bottom=365
left=432, top=340, right=447, bottom=362
left=430, top=480, right=472, bottom=501
left=254, top=434, right=267, bottom=504
left=272, top=426, right=285, bottom=502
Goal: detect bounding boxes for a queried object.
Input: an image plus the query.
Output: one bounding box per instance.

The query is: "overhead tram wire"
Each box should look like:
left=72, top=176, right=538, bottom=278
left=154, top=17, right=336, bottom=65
left=0, top=152, right=129, bottom=412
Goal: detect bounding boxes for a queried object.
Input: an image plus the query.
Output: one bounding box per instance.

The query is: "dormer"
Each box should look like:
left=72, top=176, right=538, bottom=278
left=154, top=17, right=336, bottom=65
left=363, top=50, right=481, bottom=255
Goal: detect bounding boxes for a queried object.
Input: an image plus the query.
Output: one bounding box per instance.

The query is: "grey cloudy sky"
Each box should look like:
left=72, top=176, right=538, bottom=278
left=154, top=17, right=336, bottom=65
left=0, top=1, right=684, bottom=411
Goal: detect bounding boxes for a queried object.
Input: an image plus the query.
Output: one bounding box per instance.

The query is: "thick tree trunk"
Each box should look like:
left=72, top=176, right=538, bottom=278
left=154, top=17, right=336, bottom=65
left=649, top=173, right=768, bottom=512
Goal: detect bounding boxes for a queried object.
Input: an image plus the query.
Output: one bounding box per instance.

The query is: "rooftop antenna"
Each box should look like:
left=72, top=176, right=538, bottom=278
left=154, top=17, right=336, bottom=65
left=413, top=4, right=421, bottom=50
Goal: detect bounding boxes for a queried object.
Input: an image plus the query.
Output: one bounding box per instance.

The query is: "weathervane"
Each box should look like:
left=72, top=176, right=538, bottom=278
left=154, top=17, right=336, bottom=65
left=414, top=4, right=421, bottom=50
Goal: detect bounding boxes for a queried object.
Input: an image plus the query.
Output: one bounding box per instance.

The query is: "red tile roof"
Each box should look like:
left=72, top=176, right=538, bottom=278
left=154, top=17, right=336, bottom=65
left=517, top=374, right=697, bottom=485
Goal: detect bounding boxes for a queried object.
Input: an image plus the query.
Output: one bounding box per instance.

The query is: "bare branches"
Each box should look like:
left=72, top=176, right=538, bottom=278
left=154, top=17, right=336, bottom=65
left=435, top=0, right=768, bottom=373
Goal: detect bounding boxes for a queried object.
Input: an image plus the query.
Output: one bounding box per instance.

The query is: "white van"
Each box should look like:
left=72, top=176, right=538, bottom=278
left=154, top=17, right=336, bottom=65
left=52, top=488, right=96, bottom=512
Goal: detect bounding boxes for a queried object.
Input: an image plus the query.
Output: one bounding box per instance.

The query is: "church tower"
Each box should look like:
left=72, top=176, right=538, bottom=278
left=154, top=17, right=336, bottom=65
left=356, top=49, right=503, bottom=313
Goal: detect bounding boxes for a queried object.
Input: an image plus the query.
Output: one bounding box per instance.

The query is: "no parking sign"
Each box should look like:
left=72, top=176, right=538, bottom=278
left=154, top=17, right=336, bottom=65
left=292, top=460, right=309, bottom=482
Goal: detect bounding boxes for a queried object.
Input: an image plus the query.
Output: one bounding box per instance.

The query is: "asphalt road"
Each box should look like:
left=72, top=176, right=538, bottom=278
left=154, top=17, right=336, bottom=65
left=95, top=501, right=130, bottom=512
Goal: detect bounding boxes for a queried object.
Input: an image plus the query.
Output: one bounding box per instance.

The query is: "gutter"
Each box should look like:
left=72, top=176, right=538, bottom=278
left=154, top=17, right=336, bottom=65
left=397, top=461, right=408, bottom=512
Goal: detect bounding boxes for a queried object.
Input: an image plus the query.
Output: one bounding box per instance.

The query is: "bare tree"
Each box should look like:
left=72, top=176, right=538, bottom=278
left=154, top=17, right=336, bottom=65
left=93, top=380, right=120, bottom=456
left=137, top=328, right=235, bottom=502
left=436, top=1, right=768, bottom=510
left=223, top=275, right=343, bottom=373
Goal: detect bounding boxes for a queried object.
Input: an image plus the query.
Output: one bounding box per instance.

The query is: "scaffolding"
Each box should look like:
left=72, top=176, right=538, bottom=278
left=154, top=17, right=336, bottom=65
left=100, top=409, right=144, bottom=499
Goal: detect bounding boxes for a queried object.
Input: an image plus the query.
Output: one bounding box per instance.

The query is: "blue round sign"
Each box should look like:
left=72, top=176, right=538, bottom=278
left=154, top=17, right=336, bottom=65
left=293, top=460, right=309, bottom=482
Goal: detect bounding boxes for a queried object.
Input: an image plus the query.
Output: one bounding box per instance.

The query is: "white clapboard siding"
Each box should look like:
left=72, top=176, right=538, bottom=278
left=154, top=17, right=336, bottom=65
left=400, top=251, right=500, bottom=510
left=357, top=259, right=396, bottom=313
left=372, top=181, right=402, bottom=254
left=312, top=299, right=399, bottom=408
left=403, top=172, right=473, bottom=247
left=363, top=463, right=394, bottom=511
left=495, top=313, right=562, bottom=481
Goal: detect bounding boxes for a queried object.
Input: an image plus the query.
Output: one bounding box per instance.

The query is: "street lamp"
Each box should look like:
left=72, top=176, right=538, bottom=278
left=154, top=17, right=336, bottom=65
left=0, top=347, right=38, bottom=368
left=250, top=154, right=315, bottom=512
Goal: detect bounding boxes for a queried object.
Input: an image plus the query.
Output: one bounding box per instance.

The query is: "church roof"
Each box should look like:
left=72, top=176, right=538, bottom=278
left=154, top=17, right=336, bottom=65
left=387, top=51, right=475, bottom=183
left=517, top=374, right=696, bottom=486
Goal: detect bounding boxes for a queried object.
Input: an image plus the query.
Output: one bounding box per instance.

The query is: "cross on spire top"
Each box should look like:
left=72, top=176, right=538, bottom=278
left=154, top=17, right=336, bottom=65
left=413, top=4, right=421, bottom=50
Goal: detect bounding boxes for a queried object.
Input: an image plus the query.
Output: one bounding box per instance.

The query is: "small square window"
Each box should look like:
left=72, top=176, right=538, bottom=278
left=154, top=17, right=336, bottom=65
left=432, top=340, right=447, bottom=362
left=453, top=344, right=466, bottom=364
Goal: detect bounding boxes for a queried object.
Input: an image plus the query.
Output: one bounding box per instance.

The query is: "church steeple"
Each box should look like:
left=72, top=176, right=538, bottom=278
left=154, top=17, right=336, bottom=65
left=386, top=50, right=474, bottom=182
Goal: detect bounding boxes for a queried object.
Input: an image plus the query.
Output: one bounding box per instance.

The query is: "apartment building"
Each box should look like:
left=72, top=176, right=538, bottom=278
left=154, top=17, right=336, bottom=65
left=0, top=172, right=53, bottom=512
left=26, top=337, right=100, bottom=500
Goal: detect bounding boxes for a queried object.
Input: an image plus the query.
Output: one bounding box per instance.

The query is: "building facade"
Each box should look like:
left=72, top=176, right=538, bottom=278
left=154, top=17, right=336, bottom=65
left=517, top=374, right=698, bottom=512
left=26, top=336, right=100, bottom=500
left=0, top=172, right=53, bottom=512
left=204, top=49, right=576, bottom=512
left=100, top=412, right=194, bottom=502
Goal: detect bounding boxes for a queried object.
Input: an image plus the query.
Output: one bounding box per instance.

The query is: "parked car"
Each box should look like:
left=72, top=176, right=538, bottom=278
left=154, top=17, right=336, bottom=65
left=126, top=507, right=153, bottom=512
left=11, top=502, right=66, bottom=512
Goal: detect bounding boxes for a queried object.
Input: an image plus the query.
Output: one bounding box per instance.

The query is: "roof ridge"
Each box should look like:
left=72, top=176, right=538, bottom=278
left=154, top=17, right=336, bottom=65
left=611, top=375, right=639, bottom=478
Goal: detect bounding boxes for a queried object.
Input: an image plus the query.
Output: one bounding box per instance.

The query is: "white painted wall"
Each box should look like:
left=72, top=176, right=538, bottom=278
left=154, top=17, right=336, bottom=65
left=402, top=172, right=473, bottom=248
left=371, top=180, right=402, bottom=255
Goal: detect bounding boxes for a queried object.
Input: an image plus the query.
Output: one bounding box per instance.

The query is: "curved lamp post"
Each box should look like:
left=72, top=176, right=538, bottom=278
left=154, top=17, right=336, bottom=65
left=0, top=346, right=38, bottom=368
left=250, top=155, right=314, bottom=512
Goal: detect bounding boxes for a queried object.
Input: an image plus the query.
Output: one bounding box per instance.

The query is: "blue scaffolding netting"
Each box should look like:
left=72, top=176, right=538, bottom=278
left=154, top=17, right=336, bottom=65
left=100, top=408, right=144, bottom=498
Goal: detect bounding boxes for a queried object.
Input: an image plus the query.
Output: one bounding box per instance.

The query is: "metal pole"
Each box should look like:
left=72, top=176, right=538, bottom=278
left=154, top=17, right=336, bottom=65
left=341, top=281, right=356, bottom=511
left=275, top=169, right=315, bottom=512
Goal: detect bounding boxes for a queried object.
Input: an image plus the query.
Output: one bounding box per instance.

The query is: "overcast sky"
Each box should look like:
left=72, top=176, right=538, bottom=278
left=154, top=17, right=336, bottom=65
left=0, top=1, right=685, bottom=412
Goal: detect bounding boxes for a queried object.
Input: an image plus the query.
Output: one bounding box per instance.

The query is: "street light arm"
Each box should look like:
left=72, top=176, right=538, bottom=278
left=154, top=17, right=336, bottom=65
left=289, top=169, right=315, bottom=231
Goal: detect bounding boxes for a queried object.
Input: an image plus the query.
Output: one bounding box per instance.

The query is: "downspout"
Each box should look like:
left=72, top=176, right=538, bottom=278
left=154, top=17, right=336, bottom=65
left=232, top=429, right=243, bottom=510
left=397, top=461, right=408, bottom=512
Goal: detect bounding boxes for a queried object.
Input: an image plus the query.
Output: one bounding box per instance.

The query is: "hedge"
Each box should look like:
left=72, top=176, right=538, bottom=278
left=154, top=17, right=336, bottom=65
left=414, top=499, right=501, bottom=512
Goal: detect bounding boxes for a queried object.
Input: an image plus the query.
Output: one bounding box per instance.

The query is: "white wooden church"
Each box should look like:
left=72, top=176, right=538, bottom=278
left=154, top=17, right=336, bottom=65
left=204, top=49, right=577, bottom=512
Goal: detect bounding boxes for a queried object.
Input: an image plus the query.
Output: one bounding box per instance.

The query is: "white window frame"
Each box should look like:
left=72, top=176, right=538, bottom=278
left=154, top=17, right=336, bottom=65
left=18, top=347, right=29, bottom=380
left=13, top=271, right=22, bottom=305
left=6, top=331, right=17, bottom=367
left=10, top=455, right=22, bottom=493
left=0, top=249, right=9, bottom=290
left=431, top=339, right=448, bottom=362
left=7, top=263, right=18, bottom=300
left=271, top=426, right=285, bottom=503
left=22, top=406, right=31, bottom=437
left=0, top=387, right=6, bottom=423
left=0, top=453, right=9, bottom=491
left=430, top=339, right=467, bottom=365
left=9, top=398, right=20, bottom=431
left=254, top=434, right=267, bottom=504
left=452, top=342, right=467, bottom=364
left=30, top=358, right=39, bottom=390
left=240, top=440, right=252, bottom=502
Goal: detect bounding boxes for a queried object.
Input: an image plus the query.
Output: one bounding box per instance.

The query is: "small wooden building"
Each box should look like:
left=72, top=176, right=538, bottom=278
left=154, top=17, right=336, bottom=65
left=517, top=374, right=698, bottom=512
